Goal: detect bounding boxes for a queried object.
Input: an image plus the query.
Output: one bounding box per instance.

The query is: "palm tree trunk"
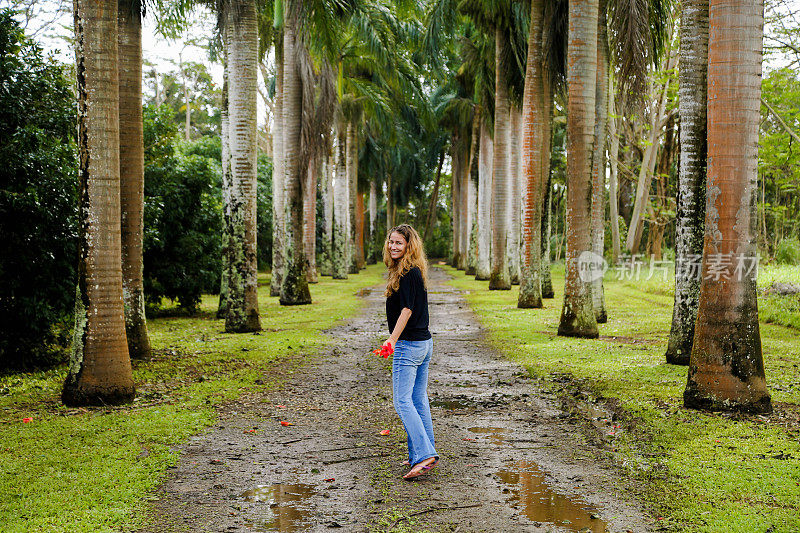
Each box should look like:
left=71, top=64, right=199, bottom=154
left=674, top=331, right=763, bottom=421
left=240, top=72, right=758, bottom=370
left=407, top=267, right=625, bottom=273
left=320, top=151, right=334, bottom=275
left=684, top=0, right=771, bottom=414
left=270, top=35, right=285, bottom=297
left=63, top=0, right=135, bottom=406
left=346, top=122, right=359, bottom=274
left=458, top=141, right=470, bottom=270
left=466, top=113, right=480, bottom=276
left=279, top=9, right=311, bottom=305
left=590, top=0, right=609, bottom=323
left=508, top=106, right=522, bottom=285
left=666, top=0, right=708, bottom=365
left=355, top=190, right=365, bottom=269
left=490, top=26, right=511, bottom=290
left=118, top=0, right=150, bottom=359
left=332, top=124, right=349, bottom=279
left=451, top=142, right=462, bottom=267
left=558, top=0, right=599, bottom=338
left=225, top=0, right=262, bottom=328
left=518, top=0, right=546, bottom=308
left=541, top=172, right=554, bottom=298
left=386, top=171, right=394, bottom=231
left=368, top=179, right=377, bottom=262
left=304, top=156, right=318, bottom=283
left=475, top=120, right=492, bottom=280
left=218, top=58, right=231, bottom=318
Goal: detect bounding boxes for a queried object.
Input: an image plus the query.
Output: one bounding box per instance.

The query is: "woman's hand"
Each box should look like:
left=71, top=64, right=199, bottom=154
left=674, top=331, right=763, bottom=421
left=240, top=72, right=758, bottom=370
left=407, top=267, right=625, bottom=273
left=383, top=338, right=396, bottom=351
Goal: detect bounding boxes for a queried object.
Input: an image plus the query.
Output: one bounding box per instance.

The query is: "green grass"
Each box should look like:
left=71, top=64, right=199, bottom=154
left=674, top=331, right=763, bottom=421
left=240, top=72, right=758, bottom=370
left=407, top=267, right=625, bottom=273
left=443, top=263, right=800, bottom=533
left=0, top=265, right=384, bottom=533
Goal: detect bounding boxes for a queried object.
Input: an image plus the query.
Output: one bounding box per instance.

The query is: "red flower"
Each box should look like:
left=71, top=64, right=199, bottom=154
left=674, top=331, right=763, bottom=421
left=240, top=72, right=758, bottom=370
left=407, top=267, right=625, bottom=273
left=280, top=421, right=293, bottom=426
left=22, top=418, right=32, bottom=423
left=372, top=343, right=394, bottom=358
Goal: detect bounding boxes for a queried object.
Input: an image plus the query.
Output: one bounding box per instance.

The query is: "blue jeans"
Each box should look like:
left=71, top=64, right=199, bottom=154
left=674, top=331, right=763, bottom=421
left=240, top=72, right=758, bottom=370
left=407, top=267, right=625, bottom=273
left=392, top=338, right=438, bottom=466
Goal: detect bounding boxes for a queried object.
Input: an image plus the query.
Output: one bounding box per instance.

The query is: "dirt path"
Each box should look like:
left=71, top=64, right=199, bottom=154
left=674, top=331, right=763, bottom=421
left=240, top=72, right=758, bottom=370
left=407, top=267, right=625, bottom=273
left=140, top=267, right=655, bottom=533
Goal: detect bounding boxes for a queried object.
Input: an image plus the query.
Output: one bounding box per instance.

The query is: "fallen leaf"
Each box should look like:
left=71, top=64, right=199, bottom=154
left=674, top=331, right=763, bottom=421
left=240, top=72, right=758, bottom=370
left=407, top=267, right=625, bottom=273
left=380, top=429, right=391, bottom=436
left=280, top=421, right=293, bottom=426
left=277, top=404, right=287, bottom=408
left=22, top=418, right=32, bottom=423
left=324, top=478, right=335, bottom=482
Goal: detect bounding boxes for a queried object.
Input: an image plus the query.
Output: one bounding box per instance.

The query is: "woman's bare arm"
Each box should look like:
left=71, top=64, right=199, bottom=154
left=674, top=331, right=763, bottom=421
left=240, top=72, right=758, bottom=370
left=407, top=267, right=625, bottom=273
left=385, top=307, right=412, bottom=349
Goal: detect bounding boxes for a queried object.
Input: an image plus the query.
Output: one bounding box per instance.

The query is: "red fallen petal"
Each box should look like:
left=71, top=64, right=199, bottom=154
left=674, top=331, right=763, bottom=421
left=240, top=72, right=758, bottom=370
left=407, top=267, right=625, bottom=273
left=324, top=478, right=335, bottom=482
left=462, top=438, right=475, bottom=441
left=277, top=405, right=287, bottom=408
left=466, top=464, right=477, bottom=467
left=280, top=421, right=293, bottom=426
left=22, top=418, right=33, bottom=423
left=380, top=429, right=391, bottom=435
left=244, top=429, right=257, bottom=434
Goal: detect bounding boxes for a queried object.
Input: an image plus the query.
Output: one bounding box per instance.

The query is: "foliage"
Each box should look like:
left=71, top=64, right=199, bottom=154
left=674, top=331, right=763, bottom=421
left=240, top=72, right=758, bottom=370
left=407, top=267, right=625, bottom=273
left=143, top=104, right=223, bottom=312
left=256, top=153, right=273, bottom=268
left=444, top=264, right=800, bottom=532
left=774, top=237, right=800, bottom=265
left=0, top=11, right=77, bottom=370
left=0, top=267, right=383, bottom=532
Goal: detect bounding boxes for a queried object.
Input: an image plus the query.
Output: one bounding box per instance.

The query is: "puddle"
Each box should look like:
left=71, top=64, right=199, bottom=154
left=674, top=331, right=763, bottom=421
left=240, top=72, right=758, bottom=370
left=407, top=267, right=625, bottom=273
left=575, top=402, right=621, bottom=438
left=431, top=398, right=474, bottom=410
left=468, top=426, right=509, bottom=445
left=496, top=461, right=607, bottom=532
left=240, top=483, right=316, bottom=532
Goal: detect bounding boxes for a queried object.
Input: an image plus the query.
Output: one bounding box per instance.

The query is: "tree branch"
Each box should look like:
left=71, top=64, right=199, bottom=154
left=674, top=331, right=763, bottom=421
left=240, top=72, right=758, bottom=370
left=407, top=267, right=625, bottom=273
left=761, top=97, right=800, bottom=144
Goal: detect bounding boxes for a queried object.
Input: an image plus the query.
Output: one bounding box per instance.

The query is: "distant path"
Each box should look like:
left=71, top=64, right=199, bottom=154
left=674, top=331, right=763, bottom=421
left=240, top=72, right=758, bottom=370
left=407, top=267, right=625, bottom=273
left=140, top=267, right=654, bottom=532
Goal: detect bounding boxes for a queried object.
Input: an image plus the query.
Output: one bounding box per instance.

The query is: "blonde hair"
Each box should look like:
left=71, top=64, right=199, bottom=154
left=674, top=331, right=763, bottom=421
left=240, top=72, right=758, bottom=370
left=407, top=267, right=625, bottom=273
left=383, top=224, right=429, bottom=297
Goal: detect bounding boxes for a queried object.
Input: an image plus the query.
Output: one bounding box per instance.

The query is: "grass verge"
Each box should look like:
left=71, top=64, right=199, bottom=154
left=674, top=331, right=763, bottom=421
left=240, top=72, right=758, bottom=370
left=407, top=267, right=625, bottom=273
left=443, top=263, right=800, bottom=533
left=0, top=265, right=384, bottom=533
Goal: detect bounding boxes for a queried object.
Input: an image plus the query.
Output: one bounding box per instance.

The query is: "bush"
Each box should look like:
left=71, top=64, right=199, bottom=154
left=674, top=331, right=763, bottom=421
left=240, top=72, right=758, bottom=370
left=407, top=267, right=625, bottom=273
left=0, top=12, right=78, bottom=369
left=774, top=237, right=800, bottom=265
left=143, top=105, right=223, bottom=312
left=256, top=154, right=273, bottom=269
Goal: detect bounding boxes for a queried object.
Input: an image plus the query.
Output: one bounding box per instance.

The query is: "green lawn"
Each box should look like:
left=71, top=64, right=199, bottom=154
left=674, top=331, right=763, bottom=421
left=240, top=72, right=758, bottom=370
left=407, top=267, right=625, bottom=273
left=0, top=265, right=384, bottom=533
left=444, top=263, right=800, bottom=533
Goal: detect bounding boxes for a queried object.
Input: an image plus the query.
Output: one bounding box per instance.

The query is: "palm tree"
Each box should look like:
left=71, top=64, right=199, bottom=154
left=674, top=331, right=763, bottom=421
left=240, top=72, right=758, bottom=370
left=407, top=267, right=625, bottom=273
left=489, top=25, right=512, bottom=290
left=224, top=0, right=263, bottom=326
left=304, top=155, right=319, bottom=283
left=279, top=2, right=312, bottom=305
left=271, top=29, right=286, bottom=297
left=63, top=0, right=135, bottom=406
left=518, top=0, right=548, bottom=308
left=332, top=118, right=349, bottom=279
left=684, top=0, right=771, bottom=414
left=666, top=0, right=707, bottom=365
left=590, top=0, right=609, bottom=323
left=217, top=64, right=232, bottom=317
left=558, top=0, right=599, bottom=338
left=475, top=119, right=493, bottom=280
left=507, top=106, right=521, bottom=285
left=118, top=0, right=150, bottom=358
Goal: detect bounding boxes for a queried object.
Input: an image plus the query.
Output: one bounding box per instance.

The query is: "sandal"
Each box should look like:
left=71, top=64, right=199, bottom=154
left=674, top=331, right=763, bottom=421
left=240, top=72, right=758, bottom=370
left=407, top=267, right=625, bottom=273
left=402, top=458, right=438, bottom=480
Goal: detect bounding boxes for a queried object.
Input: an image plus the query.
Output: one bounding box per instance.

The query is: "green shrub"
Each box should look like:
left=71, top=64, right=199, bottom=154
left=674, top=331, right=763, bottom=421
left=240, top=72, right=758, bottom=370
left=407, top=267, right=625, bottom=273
left=0, top=11, right=78, bottom=369
left=774, top=237, right=800, bottom=265
left=143, top=105, right=222, bottom=312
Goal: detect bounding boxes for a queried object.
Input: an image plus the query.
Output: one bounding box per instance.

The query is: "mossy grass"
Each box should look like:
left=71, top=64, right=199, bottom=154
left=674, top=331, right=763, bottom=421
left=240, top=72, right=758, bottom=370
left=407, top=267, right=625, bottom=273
left=0, top=265, right=384, bottom=533
left=444, top=263, right=800, bottom=532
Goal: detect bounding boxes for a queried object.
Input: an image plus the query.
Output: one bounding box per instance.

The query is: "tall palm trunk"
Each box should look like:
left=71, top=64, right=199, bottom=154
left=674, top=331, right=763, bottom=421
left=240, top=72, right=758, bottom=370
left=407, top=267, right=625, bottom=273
left=225, top=0, right=261, bottom=329
left=346, top=122, right=359, bottom=274
left=666, top=0, right=708, bottom=365
left=368, top=180, right=378, bottom=263
left=355, top=191, right=365, bottom=269
left=558, top=0, right=599, bottom=338
left=458, top=141, right=470, bottom=270
left=332, top=124, right=349, bottom=279
left=218, top=59, right=231, bottom=318
left=607, top=77, right=623, bottom=264
left=451, top=142, right=462, bottom=267
left=466, top=113, right=480, bottom=276
left=270, top=37, right=285, bottom=297
left=320, top=151, right=334, bottom=275
left=490, top=26, right=511, bottom=290
left=304, top=156, right=318, bottom=283
left=118, top=0, right=149, bottom=359
left=279, top=9, right=311, bottom=305
left=518, top=0, right=547, bottom=308
left=423, top=150, right=445, bottom=243
left=508, top=106, right=521, bottom=285
left=684, top=0, right=771, bottom=414
left=590, top=0, right=609, bottom=323
left=541, top=172, right=554, bottom=298
left=386, top=172, right=394, bottom=231
left=63, top=0, right=135, bottom=406
left=475, top=120, right=492, bottom=280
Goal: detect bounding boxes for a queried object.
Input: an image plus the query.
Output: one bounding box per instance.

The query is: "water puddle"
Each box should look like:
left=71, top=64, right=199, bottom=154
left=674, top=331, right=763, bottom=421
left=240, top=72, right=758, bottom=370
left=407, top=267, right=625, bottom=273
left=496, top=461, right=607, bottom=532
left=240, top=483, right=316, bottom=532
left=468, top=426, right=509, bottom=445
left=431, top=398, right=474, bottom=410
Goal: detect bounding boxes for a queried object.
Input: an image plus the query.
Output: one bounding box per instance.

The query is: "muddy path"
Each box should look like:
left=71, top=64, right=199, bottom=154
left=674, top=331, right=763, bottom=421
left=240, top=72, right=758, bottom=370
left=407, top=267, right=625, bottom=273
left=139, top=267, right=655, bottom=533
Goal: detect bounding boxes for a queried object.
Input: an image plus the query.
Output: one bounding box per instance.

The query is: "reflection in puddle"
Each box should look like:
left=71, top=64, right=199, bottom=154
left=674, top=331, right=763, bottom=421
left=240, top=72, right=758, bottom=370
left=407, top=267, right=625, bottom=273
left=431, top=398, right=474, bottom=410
left=468, top=426, right=508, bottom=445
left=240, top=483, right=316, bottom=532
left=496, top=461, right=607, bottom=532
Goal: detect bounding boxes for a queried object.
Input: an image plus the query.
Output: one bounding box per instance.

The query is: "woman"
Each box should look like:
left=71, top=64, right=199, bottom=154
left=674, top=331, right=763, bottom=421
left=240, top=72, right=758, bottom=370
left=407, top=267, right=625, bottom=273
left=382, top=224, right=439, bottom=480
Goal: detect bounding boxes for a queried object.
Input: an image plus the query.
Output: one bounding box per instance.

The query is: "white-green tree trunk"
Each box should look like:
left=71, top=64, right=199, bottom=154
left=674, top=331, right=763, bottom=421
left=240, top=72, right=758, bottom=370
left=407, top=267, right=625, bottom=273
left=320, top=151, right=334, bottom=276
left=332, top=124, right=349, bottom=279
left=218, top=60, right=231, bottom=318
left=508, top=105, right=522, bottom=285
left=490, top=27, right=511, bottom=290
left=475, top=120, right=492, bottom=280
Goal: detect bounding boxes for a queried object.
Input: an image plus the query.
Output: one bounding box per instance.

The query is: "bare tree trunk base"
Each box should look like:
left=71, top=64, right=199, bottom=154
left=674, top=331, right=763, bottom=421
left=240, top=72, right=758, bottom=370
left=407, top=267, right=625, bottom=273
left=465, top=266, right=476, bottom=276
left=280, top=263, right=312, bottom=306
left=126, top=321, right=151, bottom=359
left=558, top=305, right=598, bottom=338
left=489, top=272, right=511, bottom=290
left=684, top=385, right=771, bottom=414
left=62, top=383, right=135, bottom=407
left=517, top=293, right=543, bottom=309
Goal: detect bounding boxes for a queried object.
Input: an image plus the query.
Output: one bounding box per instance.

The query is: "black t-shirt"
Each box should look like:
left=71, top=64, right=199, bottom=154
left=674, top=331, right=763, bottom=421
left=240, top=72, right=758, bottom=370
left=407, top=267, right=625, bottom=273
left=386, top=266, right=431, bottom=341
